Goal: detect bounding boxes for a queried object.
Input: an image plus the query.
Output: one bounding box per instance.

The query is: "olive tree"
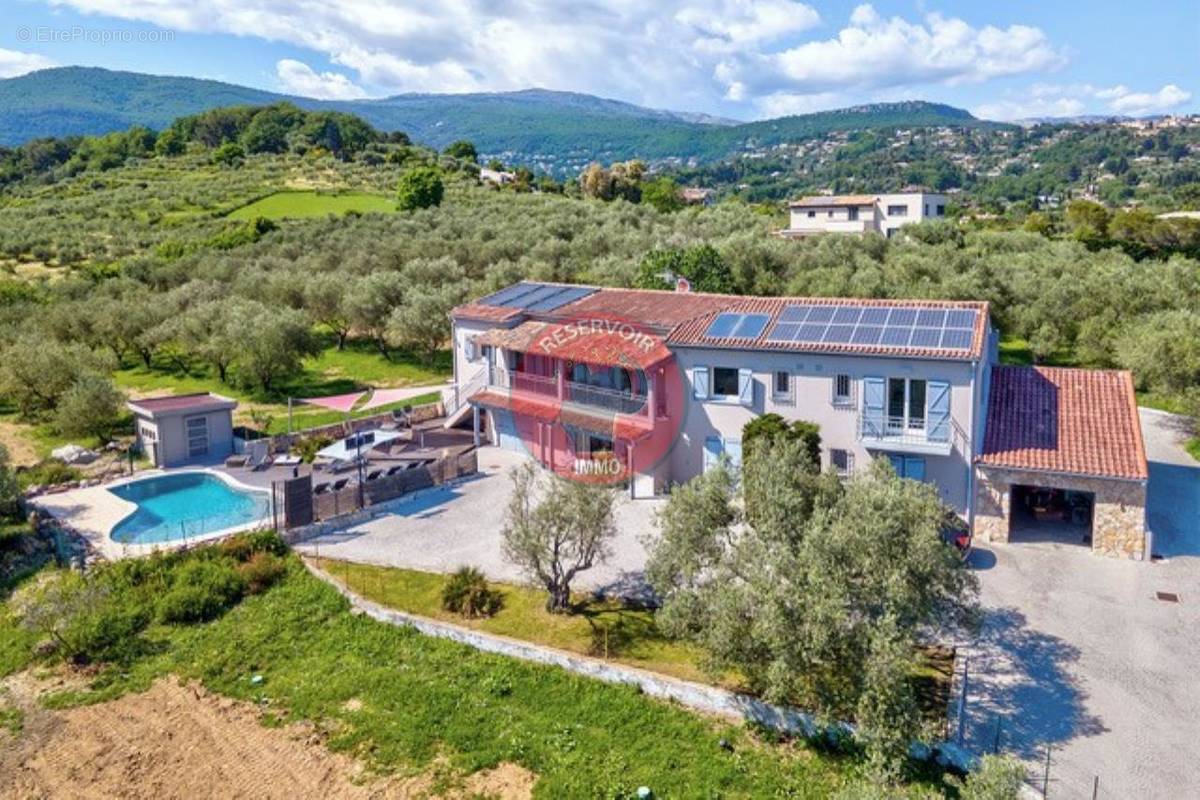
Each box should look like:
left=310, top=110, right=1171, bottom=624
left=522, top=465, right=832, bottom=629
left=501, top=461, right=616, bottom=613
left=646, top=449, right=979, bottom=781
left=385, top=282, right=464, bottom=364
left=55, top=373, right=125, bottom=444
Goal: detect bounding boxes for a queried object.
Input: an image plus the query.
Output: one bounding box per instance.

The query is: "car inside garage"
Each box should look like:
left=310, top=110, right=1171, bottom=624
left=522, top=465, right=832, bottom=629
left=1008, top=485, right=1094, bottom=547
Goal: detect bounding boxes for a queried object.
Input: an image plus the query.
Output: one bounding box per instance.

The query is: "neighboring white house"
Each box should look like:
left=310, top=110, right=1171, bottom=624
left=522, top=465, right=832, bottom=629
left=449, top=281, right=1150, bottom=559
left=480, top=168, right=517, bottom=186
left=782, top=191, right=948, bottom=239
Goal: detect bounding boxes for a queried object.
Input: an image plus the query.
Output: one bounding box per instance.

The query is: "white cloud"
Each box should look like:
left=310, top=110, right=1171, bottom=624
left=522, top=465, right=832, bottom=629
left=43, top=1, right=1068, bottom=119
left=718, top=3, right=1067, bottom=111
left=275, top=59, right=367, bottom=100
left=975, top=82, right=1192, bottom=120
left=0, top=47, right=56, bottom=78
left=678, top=0, right=820, bottom=55
left=1099, top=84, right=1191, bottom=116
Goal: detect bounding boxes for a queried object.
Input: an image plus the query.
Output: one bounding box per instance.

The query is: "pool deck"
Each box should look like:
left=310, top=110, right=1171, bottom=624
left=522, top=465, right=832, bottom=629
left=32, top=469, right=271, bottom=560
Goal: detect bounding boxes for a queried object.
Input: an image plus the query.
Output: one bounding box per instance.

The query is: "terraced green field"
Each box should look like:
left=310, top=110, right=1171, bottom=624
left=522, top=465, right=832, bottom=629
left=228, top=191, right=396, bottom=220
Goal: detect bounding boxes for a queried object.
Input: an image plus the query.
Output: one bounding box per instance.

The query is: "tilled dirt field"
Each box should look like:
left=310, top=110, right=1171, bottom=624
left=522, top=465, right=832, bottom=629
left=0, top=673, right=535, bottom=799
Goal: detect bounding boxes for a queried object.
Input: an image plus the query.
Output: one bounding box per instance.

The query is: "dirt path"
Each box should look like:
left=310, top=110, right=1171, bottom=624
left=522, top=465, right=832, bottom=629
left=0, top=674, right=535, bottom=800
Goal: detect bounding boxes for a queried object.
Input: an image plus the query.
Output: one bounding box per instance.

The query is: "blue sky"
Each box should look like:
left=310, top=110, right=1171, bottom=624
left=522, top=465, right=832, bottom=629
left=3, top=0, right=1197, bottom=121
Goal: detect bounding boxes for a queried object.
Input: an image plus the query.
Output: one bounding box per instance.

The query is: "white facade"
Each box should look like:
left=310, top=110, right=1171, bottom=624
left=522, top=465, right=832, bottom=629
left=455, top=306, right=998, bottom=518
left=785, top=192, right=948, bottom=239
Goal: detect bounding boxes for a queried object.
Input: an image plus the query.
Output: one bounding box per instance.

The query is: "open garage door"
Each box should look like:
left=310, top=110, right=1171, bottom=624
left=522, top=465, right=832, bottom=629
left=1009, top=485, right=1094, bottom=548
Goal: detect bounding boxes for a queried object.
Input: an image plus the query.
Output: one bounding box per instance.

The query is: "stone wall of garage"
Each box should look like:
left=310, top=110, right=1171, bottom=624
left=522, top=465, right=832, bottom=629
left=973, top=465, right=1148, bottom=559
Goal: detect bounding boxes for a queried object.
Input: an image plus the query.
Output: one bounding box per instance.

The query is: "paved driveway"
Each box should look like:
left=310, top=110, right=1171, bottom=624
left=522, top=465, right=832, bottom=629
left=294, top=447, right=661, bottom=598
left=959, top=409, right=1200, bottom=798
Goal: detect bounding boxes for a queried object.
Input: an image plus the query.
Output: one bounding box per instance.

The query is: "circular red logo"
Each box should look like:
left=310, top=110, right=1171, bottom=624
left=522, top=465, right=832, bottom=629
left=492, top=313, right=687, bottom=486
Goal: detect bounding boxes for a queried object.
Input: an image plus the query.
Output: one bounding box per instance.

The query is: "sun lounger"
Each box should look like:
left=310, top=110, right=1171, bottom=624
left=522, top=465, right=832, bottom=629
left=313, top=482, right=330, bottom=495
left=224, top=454, right=249, bottom=468
left=386, top=464, right=405, bottom=476
left=365, top=469, right=382, bottom=481
left=331, top=478, right=350, bottom=492
left=251, top=455, right=276, bottom=472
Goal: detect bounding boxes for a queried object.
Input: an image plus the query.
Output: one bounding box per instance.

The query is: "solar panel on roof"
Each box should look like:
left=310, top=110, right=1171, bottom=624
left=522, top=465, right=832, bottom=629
left=779, top=305, right=811, bottom=323
left=832, top=306, right=862, bottom=325
left=851, top=325, right=884, bottom=345
left=479, top=282, right=535, bottom=307
left=797, top=322, right=828, bottom=341
left=916, top=309, right=947, bottom=327
left=824, top=325, right=855, bottom=344
left=732, top=314, right=770, bottom=339
left=705, top=313, right=741, bottom=338
left=806, top=306, right=835, bottom=323
left=768, top=322, right=801, bottom=342
left=940, top=329, right=973, bottom=349
left=859, top=307, right=890, bottom=325
left=524, top=286, right=594, bottom=312
left=909, top=328, right=942, bottom=348
left=945, top=309, right=977, bottom=329
left=887, top=308, right=917, bottom=327
left=880, top=327, right=912, bottom=346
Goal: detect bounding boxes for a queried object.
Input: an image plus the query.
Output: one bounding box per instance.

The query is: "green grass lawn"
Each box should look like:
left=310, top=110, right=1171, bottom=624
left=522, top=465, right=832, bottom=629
left=311, top=558, right=722, bottom=687
left=3, top=337, right=449, bottom=462
left=227, top=191, right=396, bottom=220
left=114, top=336, right=449, bottom=435
left=310, top=559, right=954, bottom=725
left=1186, top=437, right=1200, bottom=463
left=0, top=559, right=953, bottom=797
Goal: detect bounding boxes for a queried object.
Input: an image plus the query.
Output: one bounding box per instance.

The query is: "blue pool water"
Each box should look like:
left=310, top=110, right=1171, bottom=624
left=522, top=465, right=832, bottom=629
left=109, top=472, right=271, bottom=545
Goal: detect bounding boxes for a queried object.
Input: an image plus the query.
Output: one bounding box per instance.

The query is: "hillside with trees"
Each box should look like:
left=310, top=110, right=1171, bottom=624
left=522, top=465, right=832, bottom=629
left=1, top=103, right=1198, bottom=466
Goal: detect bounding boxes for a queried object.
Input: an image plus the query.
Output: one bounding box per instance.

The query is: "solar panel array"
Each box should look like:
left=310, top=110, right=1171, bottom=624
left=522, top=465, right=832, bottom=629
left=705, top=312, right=771, bottom=339
left=766, top=304, right=978, bottom=351
left=478, top=282, right=597, bottom=312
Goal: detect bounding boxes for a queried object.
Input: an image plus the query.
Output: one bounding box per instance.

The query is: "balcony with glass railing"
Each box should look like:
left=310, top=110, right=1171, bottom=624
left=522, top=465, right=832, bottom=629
left=856, top=413, right=955, bottom=456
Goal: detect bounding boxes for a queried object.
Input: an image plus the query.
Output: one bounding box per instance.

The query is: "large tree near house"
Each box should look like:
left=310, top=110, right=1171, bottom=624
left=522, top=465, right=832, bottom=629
left=501, top=461, right=616, bottom=613
left=645, top=442, right=979, bottom=782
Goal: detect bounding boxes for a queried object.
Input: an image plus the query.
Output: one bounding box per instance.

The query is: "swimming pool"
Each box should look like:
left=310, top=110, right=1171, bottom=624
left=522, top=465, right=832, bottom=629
left=108, top=472, right=271, bottom=545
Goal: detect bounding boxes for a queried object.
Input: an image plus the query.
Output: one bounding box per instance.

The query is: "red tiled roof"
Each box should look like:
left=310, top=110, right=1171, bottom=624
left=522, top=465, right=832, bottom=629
left=667, top=296, right=989, bottom=360
left=455, top=283, right=990, bottom=360
left=553, top=288, right=735, bottom=331
left=978, top=366, right=1148, bottom=481
left=127, top=393, right=237, bottom=416
left=789, top=194, right=878, bottom=208
left=451, top=302, right=524, bottom=323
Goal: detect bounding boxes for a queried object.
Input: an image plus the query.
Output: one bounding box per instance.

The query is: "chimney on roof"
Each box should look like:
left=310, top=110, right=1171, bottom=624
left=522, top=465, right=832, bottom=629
left=675, top=277, right=692, bottom=293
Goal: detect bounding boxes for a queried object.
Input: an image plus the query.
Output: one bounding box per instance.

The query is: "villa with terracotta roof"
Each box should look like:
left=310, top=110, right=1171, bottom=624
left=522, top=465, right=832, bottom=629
left=449, top=282, right=1150, bottom=559
left=781, top=190, right=948, bottom=239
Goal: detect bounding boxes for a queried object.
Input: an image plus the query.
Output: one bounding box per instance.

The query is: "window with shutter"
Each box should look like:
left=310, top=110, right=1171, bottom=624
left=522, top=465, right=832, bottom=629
left=693, top=366, right=709, bottom=399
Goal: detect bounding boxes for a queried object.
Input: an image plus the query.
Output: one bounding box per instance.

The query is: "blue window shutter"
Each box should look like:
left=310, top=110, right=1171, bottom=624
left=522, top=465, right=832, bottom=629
left=927, top=380, right=951, bottom=442
left=862, top=377, right=885, bottom=436
left=703, top=437, right=723, bottom=471
left=724, top=438, right=743, bottom=469
left=693, top=366, right=709, bottom=399
left=888, top=454, right=904, bottom=474
left=737, top=368, right=753, bottom=406
left=905, top=456, right=926, bottom=481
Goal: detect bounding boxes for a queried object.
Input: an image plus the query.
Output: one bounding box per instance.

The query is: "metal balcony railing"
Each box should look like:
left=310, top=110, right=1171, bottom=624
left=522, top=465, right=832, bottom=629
left=857, top=413, right=954, bottom=454
left=491, top=370, right=648, bottom=415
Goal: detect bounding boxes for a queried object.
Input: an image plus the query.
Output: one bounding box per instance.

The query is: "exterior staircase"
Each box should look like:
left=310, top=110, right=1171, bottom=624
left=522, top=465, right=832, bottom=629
left=442, top=367, right=487, bottom=429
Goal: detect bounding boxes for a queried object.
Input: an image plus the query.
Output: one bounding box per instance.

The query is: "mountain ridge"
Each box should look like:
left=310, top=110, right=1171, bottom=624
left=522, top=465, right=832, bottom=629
left=0, top=67, right=1002, bottom=171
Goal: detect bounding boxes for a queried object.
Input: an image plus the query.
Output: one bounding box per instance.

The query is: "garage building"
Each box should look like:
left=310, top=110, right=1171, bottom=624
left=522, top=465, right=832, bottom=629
left=973, top=366, right=1149, bottom=559
left=128, top=393, right=238, bottom=468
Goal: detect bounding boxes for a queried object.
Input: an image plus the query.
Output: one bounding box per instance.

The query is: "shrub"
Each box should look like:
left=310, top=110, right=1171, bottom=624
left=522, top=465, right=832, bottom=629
left=158, top=559, right=245, bottom=624
left=219, top=529, right=288, bottom=562
left=17, top=460, right=82, bottom=490
left=237, top=552, right=288, bottom=595
left=441, top=567, right=502, bottom=618
left=17, top=572, right=151, bottom=664
left=294, top=435, right=334, bottom=464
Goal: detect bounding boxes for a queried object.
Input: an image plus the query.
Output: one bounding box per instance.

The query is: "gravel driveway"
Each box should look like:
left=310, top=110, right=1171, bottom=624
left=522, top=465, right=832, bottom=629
left=958, top=409, right=1200, bottom=798
left=294, top=446, right=662, bottom=598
